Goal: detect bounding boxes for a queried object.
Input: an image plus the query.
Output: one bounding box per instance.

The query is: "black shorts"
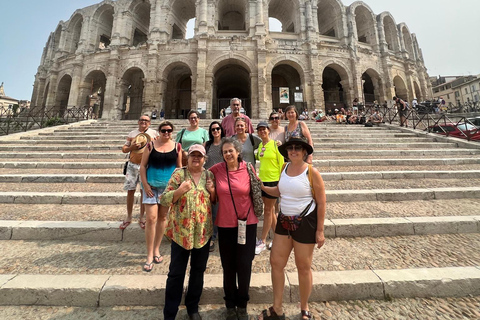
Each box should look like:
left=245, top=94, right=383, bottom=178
left=261, top=181, right=278, bottom=199
left=275, top=208, right=317, bottom=244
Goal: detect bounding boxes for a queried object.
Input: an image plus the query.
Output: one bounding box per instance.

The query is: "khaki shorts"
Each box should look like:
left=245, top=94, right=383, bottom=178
left=123, top=162, right=141, bottom=191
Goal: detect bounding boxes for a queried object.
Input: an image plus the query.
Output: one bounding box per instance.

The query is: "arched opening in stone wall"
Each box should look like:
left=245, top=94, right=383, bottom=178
left=185, top=18, right=196, bottom=39
left=268, top=0, right=298, bottom=33
left=65, top=14, right=83, bottom=53
left=362, top=69, right=383, bottom=105
left=362, top=73, right=375, bottom=105
left=130, top=0, right=151, bottom=46
left=322, top=65, right=347, bottom=112
left=164, top=65, right=193, bottom=119
left=217, top=0, right=247, bottom=31
left=317, top=0, right=343, bottom=38
left=354, top=6, right=375, bottom=45
left=55, top=75, right=72, bottom=116
left=271, top=64, right=303, bottom=111
left=81, top=71, right=107, bottom=119
left=121, top=68, right=145, bottom=120
left=413, top=81, right=422, bottom=101
left=213, top=64, right=251, bottom=118
left=393, top=76, right=408, bottom=101
left=401, top=27, right=415, bottom=59
left=268, top=18, right=282, bottom=32
left=92, top=4, right=114, bottom=49
left=42, top=83, right=50, bottom=107
left=170, top=0, right=196, bottom=39
left=383, top=15, right=399, bottom=52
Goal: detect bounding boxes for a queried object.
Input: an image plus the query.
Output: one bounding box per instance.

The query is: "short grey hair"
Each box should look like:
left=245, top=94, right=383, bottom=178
left=230, top=98, right=242, bottom=105
left=220, top=137, right=243, bottom=163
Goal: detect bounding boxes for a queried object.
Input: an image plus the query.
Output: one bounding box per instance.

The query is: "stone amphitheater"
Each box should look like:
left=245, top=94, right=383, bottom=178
left=0, top=119, right=479, bottom=319
left=32, top=0, right=431, bottom=121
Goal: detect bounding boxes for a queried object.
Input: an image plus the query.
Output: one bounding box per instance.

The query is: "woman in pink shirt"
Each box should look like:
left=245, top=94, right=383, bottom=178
left=210, top=137, right=259, bottom=320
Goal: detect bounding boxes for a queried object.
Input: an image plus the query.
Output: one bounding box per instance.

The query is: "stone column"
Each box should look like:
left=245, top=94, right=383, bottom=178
left=77, top=17, right=90, bottom=53
left=305, top=1, right=315, bottom=40
left=251, top=73, right=261, bottom=119
left=32, top=76, right=46, bottom=107
left=340, top=79, right=353, bottom=108
left=197, top=0, right=208, bottom=34
left=255, top=0, right=265, bottom=35
left=143, top=52, right=160, bottom=110
left=68, top=59, right=84, bottom=108
left=196, top=41, right=208, bottom=116
left=102, top=52, right=121, bottom=119
left=311, top=2, right=319, bottom=42
left=45, top=71, right=59, bottom=107
left=376, top=17, right=388, bottom=54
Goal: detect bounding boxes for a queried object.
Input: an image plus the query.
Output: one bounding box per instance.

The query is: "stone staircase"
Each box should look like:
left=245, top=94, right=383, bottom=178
left=0, top=119, right=479, bottom=319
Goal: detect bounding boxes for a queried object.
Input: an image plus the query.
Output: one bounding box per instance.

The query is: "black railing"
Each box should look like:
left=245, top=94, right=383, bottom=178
left=0, top=106, right=90, bottom=136
left=361, top=104, right=480, bottom=141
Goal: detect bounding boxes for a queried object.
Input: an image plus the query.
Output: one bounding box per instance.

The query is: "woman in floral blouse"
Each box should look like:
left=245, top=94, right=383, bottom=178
left=160, top=144, right=216, bottom=320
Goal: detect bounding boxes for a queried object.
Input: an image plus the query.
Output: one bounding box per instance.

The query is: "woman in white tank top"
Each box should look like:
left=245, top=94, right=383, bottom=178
left=260, top=137, right=326, bottom=320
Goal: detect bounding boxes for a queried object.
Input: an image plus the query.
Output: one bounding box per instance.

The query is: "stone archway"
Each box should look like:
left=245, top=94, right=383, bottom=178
left=322, top=66, right=347, bottom=112
left=121, top=68, right=145, bottom=120
left=213, top=64, right=251, bottom=117
left=271, top=64, right=303, bottom=111
left=82, top=71, right=107, bottom=118
left=164, top=65, right=193, bottom=119
left=42, top=83, right=50, bottom=107
left=393, top=75, right=408, bottom=101
left=413, top=81, right=422, bottom=101
left=55, top=75, right=72, bottom=116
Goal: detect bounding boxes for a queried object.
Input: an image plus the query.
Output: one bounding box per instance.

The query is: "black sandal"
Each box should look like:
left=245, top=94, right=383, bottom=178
left=301, top=309, right=314, bottom=319
left=261, top=306, right=285, bottom=320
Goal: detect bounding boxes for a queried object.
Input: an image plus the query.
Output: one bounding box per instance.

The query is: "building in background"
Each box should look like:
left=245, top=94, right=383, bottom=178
left=31, top=0, right=432, bottom=120
left=0, top=82, right=19, bottom=115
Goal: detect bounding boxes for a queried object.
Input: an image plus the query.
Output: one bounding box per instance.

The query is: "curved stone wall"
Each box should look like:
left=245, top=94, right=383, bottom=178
left=32, top=0, right=432, bottom=120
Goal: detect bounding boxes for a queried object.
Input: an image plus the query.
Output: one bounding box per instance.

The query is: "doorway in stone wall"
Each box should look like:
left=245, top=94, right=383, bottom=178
left=212, top=64, right=251, bottom=118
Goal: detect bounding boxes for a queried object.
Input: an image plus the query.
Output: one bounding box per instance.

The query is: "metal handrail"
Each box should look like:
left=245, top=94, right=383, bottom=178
left=0, top=106, right=89, bottom=136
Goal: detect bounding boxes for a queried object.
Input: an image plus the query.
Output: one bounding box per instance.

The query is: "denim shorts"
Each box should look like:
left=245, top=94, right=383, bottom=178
left=142, top=186, right=165, bottom=204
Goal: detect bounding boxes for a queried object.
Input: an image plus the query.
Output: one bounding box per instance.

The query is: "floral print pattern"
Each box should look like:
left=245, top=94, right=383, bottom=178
left=161, top=168, right=214, bottom=250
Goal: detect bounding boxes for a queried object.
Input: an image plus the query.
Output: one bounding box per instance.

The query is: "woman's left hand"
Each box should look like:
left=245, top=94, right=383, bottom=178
left=315, top=230, right=325, bottom=248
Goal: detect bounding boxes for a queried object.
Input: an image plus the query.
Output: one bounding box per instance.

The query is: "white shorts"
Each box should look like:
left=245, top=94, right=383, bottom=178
left=123, top=162, right=141, bottom=191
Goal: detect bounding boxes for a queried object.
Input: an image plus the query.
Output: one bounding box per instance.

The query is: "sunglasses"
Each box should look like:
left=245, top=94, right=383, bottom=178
left=259, top=147, right=266, bottom=157
left=160, top=128, right=173, bottom=133
left=286, top=145, right=303, bottom=152
left=269, top=117, right=280, bottom=120
left=211, top=127, right=221, bottom=132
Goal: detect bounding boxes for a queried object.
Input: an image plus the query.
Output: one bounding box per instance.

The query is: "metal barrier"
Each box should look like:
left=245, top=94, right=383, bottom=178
left=361, top=105, right=480, bottom=141
left=0, top=106, right=90, bottom=136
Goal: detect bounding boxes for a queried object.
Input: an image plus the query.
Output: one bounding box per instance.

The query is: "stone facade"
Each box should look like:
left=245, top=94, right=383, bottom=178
left=31, top=0, right=432, bottom=120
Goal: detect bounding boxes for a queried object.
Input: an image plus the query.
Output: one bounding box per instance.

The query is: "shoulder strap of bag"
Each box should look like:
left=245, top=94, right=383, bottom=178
left=178, top=128, right=186, bottom=145
left=226, top=165, right=241, bottom=220
left=307, top=164, right=315, bottom=199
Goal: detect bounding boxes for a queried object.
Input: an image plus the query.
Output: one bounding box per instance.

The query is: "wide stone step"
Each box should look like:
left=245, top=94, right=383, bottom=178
left=0, top=187, right=479, bottom=204
left=2, top=149, right=479, bottom=160
left=1, top=216, right=478, bottom=241
left=0, top=267, right=479, bottom=307
left=2, top=170, right=480, bottom=184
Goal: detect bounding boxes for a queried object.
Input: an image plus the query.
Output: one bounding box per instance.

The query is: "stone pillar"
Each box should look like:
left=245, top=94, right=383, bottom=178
left=251, top=73, right=261, bottom=119
left=102, top=52, right=121, bottom=119
left=255, top=0, right=265, bottom=35
left=77, top=16, right=90, bottom=53
left=149, top=0, right=163, bottom=44
left=45, top=71, right=59, bottom=107
left=32, top=76, right=46, bottom=107
left=197, top=0, right=208, bottom=34
left=305, top=1, right=315, bottom=40
left=310, top=2, right=319, bottom=42
left=196, top=40, right=208, bottom=116
left=68, top=59, right=84, bottom=108
left=376, top=17, right=388, bottom=54
left=397, top=26, right=408, bottom=60
left=143, top=52, right=160, bottom=110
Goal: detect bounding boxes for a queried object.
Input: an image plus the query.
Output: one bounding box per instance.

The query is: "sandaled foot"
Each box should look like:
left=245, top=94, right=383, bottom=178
left=153, top=255, right=163, bottom=264
left=143, top=261, right=154, bottom=272
left=260, top=306, right=285, bottom=320
left=119, top=220, right=131, bottom=230
left=138, top=220, right=146, bottom=229
left=301, top=310, right=313, bottom=319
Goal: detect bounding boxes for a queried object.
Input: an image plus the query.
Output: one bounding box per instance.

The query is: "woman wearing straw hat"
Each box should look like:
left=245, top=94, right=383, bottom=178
left=259, top=137, right=326, bottom=320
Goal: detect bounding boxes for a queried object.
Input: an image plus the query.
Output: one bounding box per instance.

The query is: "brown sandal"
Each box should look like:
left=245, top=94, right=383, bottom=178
left=260, top=306, right=285, bottom=320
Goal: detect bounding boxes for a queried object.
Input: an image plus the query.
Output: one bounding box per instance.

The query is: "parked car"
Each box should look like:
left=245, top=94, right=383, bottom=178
left=467, top=117, right=480, bottom=127
left=427, top=122, right=480, bottom=141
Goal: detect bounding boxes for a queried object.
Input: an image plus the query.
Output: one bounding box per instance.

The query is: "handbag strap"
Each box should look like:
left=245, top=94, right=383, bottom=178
left=226, top=164, right=241, bottom=220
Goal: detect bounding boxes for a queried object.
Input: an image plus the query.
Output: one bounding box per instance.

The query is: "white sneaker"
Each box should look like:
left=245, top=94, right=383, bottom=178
left=255, top=240, right=266, bottom=255
left=268, top=241, right=273, bottom=250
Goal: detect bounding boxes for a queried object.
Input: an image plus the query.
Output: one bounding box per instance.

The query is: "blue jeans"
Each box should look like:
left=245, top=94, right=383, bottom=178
left=163, top=239, right=211, bottom=320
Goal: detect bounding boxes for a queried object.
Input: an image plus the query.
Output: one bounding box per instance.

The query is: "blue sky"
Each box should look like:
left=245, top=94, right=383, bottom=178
left=1, top=0, right=479, bottom=100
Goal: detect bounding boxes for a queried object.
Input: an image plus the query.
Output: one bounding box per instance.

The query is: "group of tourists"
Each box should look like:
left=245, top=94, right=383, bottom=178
left=120, top=98, right=326, bottom=320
